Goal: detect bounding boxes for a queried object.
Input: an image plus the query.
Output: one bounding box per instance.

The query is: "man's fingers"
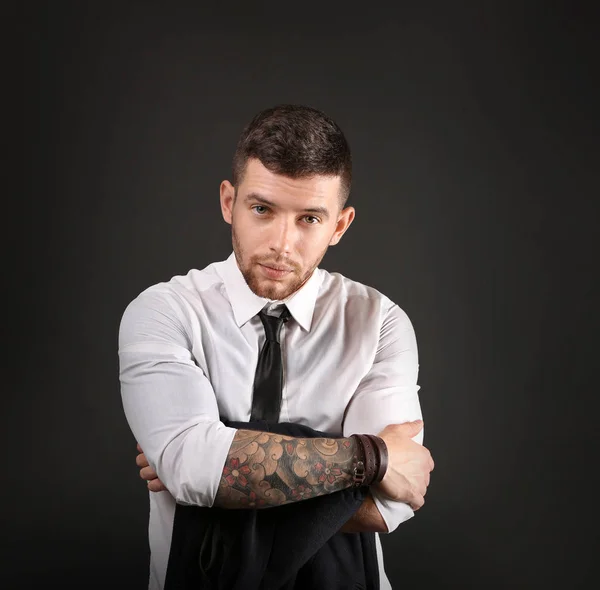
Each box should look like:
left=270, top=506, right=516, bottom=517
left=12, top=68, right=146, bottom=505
left=147, top=479, right=168, bottom=493
left=140, top=466, right=158, bottom=481
left=410, top=493, right=425, bottom=511
left=135, top=442, right=165, bottom=491
left=136, top=453, right=149, bottom=468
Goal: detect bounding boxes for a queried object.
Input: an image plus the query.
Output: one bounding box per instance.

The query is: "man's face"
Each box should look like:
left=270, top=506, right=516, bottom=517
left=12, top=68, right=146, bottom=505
left=220, top=158, right=355, bottom=300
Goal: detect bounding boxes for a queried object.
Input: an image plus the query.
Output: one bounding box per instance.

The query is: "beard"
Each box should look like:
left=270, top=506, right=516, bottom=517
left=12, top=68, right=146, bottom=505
left=232, top=225, right=325, bottom=300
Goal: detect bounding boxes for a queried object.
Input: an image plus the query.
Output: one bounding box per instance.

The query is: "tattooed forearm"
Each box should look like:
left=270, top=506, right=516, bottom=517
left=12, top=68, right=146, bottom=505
left=213, top=430, right=358, bottom=509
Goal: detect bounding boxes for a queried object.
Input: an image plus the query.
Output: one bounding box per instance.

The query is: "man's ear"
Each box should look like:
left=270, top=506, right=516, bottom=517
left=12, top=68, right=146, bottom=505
left=329, top=206, right=355, bottom=246
left=220, top=180, right=235, bottom=225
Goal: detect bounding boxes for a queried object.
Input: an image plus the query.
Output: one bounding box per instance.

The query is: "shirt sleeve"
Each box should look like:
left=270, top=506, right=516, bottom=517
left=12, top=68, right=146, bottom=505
left=118, top=288, right=238, bottom=507
left=342, top=301, right=424, bottom=533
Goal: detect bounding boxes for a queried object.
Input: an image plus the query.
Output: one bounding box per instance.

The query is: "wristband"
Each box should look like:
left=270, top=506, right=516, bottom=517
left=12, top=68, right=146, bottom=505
left=350, top=434, right=367, bottom=487
left=351, top=434, right=378, bottom=487
left=365, top=434, right=388, bottom=483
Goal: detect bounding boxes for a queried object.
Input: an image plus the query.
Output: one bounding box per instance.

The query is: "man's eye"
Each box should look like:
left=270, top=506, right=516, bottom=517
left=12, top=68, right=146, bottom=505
left=252, top=205, right=268, bottom=215
left=304, top=216, right=320, bottom=224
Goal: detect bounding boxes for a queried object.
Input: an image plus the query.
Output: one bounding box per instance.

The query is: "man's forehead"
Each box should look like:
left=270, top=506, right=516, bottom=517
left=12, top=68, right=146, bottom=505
left=239, top=161, right=340, bottom=198
left=244, top=160, right=339, bottom=184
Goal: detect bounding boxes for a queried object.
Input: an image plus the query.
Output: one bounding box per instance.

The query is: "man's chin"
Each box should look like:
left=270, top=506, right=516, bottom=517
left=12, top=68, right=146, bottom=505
left=252, top=283, right=291, bottom=300
left=246, top=274, right=295, bottom=300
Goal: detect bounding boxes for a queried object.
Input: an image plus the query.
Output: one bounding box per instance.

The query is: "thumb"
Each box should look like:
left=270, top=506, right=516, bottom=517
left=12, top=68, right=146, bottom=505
left=401, top=419, right=423, bottom=436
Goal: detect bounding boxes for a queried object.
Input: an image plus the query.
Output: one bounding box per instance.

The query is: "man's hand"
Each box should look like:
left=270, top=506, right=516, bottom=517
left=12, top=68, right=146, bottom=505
left=375, top=420, right=434, bottom=511
left=136, top=443, right=167, bottom=492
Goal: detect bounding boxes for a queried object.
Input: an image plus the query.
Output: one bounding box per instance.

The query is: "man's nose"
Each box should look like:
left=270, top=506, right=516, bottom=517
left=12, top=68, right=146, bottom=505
left=268, top=218, right=295, bottom=255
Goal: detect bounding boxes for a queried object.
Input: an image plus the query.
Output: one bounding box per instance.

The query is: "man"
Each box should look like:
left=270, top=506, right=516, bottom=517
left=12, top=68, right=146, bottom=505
left=119, top=104, right=434, bottom=589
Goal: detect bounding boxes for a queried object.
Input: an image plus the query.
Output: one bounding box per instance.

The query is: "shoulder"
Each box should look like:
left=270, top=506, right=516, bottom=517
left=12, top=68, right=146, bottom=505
left=317, top=268, right=415, bottom=333
left=118, top=261, right=228, bottom=344
left=317, top=268, right=396, bottom=312
left=122, top=261, right=225, bottom=315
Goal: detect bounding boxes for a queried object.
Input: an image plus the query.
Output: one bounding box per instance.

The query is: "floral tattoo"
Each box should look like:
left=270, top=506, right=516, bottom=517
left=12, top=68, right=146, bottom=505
left=213, top=430, right=357, bottom=509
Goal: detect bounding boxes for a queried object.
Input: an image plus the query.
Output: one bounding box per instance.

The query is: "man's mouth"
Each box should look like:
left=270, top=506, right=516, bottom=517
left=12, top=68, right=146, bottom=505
left=258, top=263, right=294, bottom=278
left=262, top=264, right=293, bottom=271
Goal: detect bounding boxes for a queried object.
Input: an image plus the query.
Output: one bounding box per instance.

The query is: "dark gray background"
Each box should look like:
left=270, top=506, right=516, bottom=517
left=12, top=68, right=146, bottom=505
left=11, top=1, right=598, bottom=588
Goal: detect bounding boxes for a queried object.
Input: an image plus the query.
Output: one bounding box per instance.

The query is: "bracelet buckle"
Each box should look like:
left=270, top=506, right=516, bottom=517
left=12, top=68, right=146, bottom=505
left=353, top=460, right=366, bottom=487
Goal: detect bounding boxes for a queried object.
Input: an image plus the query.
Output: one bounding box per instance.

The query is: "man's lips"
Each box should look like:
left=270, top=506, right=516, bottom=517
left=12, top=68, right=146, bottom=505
left=258, top=263, right=294, bottom=278
left=260, top=264, right=293, bottom=271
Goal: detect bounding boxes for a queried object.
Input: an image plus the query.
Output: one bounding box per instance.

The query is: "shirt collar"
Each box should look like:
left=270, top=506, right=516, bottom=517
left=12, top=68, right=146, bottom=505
left=217, top=252, right=322, bottom=332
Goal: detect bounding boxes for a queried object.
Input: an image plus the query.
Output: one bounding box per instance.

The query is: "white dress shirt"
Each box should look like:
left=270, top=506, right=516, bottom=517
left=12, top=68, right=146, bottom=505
left=118, top=252, right=424, bottom=590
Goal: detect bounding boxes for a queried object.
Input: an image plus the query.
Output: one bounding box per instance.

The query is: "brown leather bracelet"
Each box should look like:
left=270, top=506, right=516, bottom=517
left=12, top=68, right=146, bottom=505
left=352, top=434, right=379, bottom=486
left=360, top=434, right=378, bottom=485
left=350, top=434, right=367, bottom=487
left=365, top=434, right=389, bottom=483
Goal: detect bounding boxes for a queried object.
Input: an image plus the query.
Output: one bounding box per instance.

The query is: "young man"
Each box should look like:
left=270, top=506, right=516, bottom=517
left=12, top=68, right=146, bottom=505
left=119, top=104, right=434, bottom=589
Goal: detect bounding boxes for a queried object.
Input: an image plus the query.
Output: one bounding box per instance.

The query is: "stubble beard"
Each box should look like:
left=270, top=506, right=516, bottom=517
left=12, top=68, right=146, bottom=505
left=232, top=225, right=325, bottom=300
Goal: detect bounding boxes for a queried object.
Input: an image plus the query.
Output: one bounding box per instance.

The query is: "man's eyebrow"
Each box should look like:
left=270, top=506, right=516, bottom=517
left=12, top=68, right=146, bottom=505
left=244, top=192, right=330, bottom=219
left=244, top=193, right=277, bottom=208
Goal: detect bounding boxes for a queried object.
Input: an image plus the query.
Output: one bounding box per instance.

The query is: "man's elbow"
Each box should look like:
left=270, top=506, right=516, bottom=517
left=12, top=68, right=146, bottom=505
left=155, top=432, right=224, bottom=508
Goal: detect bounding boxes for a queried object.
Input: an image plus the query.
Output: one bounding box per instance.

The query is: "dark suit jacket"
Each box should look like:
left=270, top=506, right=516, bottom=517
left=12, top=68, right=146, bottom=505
left=163, top=420, right=381, bottom=590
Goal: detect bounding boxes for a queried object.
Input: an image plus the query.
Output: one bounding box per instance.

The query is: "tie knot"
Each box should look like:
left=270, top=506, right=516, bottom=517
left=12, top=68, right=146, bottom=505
left=259, top=307, right=290, bottom=343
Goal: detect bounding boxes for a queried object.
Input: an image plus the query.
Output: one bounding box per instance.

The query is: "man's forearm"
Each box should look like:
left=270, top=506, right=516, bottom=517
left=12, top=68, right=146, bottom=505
left=213, top=429, right=358, bottom=509
left=339, top=493, right=388, bottom=533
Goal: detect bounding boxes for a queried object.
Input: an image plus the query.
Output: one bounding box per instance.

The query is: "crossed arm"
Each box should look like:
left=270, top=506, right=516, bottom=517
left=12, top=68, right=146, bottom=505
left=121, top=292, right=421, bottom=535
left=136, top=432, right=388, bottom=532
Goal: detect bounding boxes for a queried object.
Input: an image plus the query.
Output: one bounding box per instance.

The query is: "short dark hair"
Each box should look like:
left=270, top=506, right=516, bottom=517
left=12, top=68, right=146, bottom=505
left=232, top=104, right=352, bottom=206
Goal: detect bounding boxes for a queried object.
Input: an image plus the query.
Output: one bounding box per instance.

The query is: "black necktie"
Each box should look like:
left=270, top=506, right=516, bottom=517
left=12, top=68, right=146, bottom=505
left=250, top=306, right=291, bottom=422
